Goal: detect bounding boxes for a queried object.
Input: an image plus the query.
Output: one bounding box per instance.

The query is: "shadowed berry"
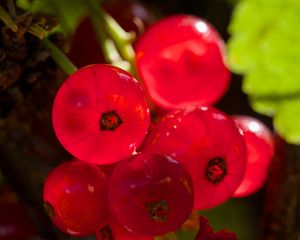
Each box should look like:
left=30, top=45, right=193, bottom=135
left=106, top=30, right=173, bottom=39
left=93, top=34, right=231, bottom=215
left=108, top=153, right=194, bottom=236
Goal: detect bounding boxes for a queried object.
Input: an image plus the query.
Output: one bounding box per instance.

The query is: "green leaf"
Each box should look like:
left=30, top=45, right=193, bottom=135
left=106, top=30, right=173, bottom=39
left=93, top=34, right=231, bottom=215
left=274, top=99, right=300, bottom=143
left=228, top=0, right=300, bottom=144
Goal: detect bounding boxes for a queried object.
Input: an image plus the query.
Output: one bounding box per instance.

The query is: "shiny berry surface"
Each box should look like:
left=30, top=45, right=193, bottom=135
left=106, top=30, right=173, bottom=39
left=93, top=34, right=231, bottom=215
left=98, top=220, right=153, bottom=240
left=135, top=15, right=230, bottom=109
left=43, top=160, right=109, bottom=236
left=108, top=153, right=194, bottom=236
left=52, top=64, right=150, bottom=164
left=233, top=116, right=274, bottom=197
left=143, top=106, right=246, bottom=210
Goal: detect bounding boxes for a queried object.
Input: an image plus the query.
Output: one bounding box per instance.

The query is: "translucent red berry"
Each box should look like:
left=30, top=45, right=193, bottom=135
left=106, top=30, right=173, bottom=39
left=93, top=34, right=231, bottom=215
left=97, top=220, right=153, bottom=240
left=135, top=14, right=230, bottom=109
left=43, top=160, right=109, bottom=236
left=232, top=115, right=274, bottom=197
left=108, top=153, right=194, bottom=236
left=143, top=106, right=246, bottom=210
left=52, top=64, right=150, bottom=164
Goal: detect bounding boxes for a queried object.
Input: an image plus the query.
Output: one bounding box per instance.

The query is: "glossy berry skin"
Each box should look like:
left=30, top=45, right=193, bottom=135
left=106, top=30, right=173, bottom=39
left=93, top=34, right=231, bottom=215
left=233, top=116, right=274, bottom=197
left=97, top=220, right=153, bottom=240
left=52, top=64, right=150, bottom=164
left=143, top=106, right=246, bottom=210
left=43, top=160, right=109, bottom=236
left=108, top=153, right=194, bottom=236
left=135, top=15, right=230, bottom=110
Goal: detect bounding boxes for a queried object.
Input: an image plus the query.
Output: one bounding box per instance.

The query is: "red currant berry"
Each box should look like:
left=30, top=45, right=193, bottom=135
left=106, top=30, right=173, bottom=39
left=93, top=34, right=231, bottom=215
left=43, top=160, right=109, bottom=236
left=143, top=106, right=246, bottom=210
left=108, top=153, right=193, bottom=236
left=97, top=220, right=153, bottom=240
left=135, top=15, right=230, bottom=109
left=232, top=116, right=274, bottom=197
left=52, top=64, right=150, bottom=164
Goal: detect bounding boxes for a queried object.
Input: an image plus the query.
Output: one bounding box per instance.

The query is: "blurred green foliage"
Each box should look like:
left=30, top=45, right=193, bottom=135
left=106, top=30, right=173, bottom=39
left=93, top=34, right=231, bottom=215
left=228, top=0, right=300, bottom=143
left=17, top=0, right=88, bottom=35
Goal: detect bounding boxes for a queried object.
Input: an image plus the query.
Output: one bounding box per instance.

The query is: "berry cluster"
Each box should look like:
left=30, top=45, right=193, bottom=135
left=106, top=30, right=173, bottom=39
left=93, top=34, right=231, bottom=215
left=43, top=14, right=274, bottom=238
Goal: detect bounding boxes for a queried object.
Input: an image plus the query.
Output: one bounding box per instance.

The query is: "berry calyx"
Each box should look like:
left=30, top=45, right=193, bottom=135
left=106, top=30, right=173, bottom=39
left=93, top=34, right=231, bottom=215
left=100, top=111, right=123, bottom=131
left=146, top=200, right=169, bottom=223
left=44, top=202, right=55, bottom=220
left=52, top=64, right=150, bottom=164
left=108, top=153, right=194, bottom=236
left=205, top=157, right=227, bottom=184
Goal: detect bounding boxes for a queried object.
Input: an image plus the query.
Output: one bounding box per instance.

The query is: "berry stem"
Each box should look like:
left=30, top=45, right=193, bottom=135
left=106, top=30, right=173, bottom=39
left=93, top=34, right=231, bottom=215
left=0, top=5, right=18, bottom=32
left=42, top=38, right=78, bottom=75
left=84, top=0, right=136, bottom=73
left=90, top=11, right=130, bottom=71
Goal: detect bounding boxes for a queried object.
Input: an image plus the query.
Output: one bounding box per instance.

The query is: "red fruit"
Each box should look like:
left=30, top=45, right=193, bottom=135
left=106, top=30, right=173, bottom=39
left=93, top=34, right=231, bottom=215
left=195, top=216, right=237, bottom=240
left=232, top=116, right=274, bottom=197
left=135, top=15, right=230, bottom=110
left=143, top=106, right=246, bottom=210
left=97, top=220, right=153, bottom=240
left=43, top=160, right=109, bottom=236
left=52, top=64, right=150, bottom=165
left=108, top=153, right=194, bottom=236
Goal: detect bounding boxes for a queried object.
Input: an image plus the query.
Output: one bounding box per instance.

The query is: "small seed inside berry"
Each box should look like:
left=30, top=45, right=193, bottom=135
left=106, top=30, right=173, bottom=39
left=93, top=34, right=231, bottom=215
left=100, top=111, right=123, bottom=131
left=205, top=157, right=227, bottom=184
left=146, top=200, right=169, bottom=223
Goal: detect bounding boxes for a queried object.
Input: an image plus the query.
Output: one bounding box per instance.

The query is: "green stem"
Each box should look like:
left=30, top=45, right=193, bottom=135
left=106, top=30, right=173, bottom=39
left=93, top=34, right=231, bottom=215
left=89, top=8, right=131, bottom=71
left=84, top=0, right=135, bottom=63
left=90, top=15, right=121, bottom=63
left=0, top=5, right=18, bottom=32
left=42, top=39, right=77, bottom=75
